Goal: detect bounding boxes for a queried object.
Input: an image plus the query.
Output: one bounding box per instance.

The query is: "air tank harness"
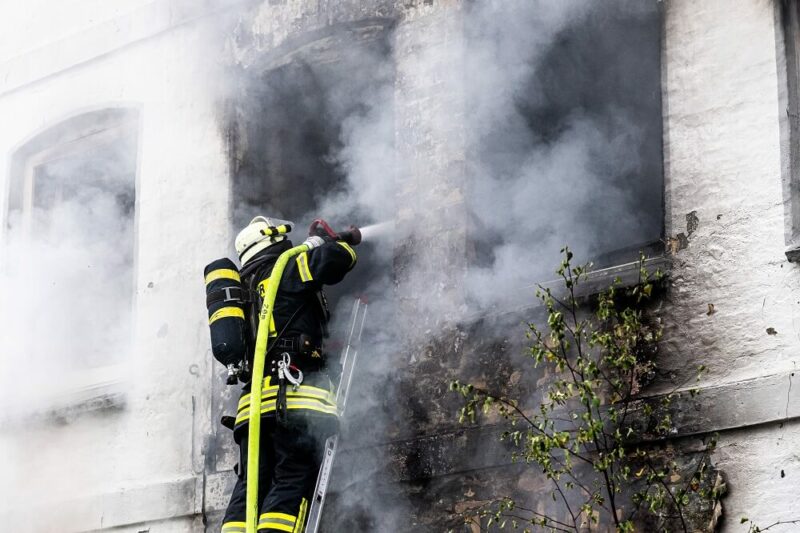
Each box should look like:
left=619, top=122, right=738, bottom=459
left=275, top=352, right=303, bottom=424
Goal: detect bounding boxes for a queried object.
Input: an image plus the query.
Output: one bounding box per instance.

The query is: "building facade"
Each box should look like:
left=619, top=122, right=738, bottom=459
left=0, top=0, right=798, bottom=531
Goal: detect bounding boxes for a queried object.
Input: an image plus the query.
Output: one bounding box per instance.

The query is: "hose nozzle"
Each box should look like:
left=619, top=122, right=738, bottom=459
left=338, top=225, right=362, bottom=246
left=309, top=219, right=361, bottom=246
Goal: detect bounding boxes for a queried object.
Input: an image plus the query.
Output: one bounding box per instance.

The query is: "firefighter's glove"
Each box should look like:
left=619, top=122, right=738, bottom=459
left=302, top=235, right=326, bottom=249
left=308, top=219, right=339, bottom=241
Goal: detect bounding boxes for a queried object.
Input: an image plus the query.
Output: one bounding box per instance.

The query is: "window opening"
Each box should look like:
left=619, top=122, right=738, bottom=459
left=228, top=29, right=394, bottom=308
left=466, top=1, right=664, bottom=284
left=3, top=108, right=139, bottom=377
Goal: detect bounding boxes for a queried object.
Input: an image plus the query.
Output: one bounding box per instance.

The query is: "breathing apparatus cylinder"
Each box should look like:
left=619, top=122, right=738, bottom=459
left=204, top=258, right=248, bottom=384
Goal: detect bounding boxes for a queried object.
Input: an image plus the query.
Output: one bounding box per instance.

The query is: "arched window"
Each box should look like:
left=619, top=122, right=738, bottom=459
left=2, top=108, right=139, bottom=409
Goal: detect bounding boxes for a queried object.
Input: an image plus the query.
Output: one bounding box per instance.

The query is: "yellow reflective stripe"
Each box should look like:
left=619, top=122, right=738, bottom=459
left=238, top=392, right=337, bottom=415
left=294, top=498, right=308, bottom=533
left=261, top=224, right=291, bottom=237
left=336, top=241, right=357, bottom=266
left=257, top=280, right=278, bottom=336
left=238, top=385, right=335, bottom=411
left=209, top=306, right=244, bottom=324
left=236, top=394, right=336, bottom=416
left=205, top=268, right=240, bottom=284
left=258, top=511, right=296, bottom=532
left=222, top=522, right=247, bottom=533
left=239, top=381, right=336, bottom=410
left=261, top=512, right=297, bottom=523
left=283, top=399, right=338, bottom=414
left=296, top=252, right=313, bottom=282
left=258, top=521, right=294, bottom=533
left=235, top=399, right=338, bottom=425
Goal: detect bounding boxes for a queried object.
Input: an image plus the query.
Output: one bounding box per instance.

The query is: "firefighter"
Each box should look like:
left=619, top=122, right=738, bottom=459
left=217, top=216, right=359, bottom=533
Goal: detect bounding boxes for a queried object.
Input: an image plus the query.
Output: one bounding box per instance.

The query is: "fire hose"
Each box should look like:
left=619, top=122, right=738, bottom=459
left=245, top=242, right=308, bottom=533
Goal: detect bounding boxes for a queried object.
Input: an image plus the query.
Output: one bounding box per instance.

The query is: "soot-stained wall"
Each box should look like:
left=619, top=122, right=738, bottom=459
left=216, top=1, right=679, bottom=531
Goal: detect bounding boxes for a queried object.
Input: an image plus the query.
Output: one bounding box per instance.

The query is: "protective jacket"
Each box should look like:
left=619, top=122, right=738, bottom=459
left=231, top=238, right=357, bottom=430
left=222, top=237, right=357, bottom=533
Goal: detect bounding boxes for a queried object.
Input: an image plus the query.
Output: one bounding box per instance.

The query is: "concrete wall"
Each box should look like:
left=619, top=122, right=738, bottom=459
left=661, top=0, right=800, bottom=529
left=0, top=3, right=232, bottom=531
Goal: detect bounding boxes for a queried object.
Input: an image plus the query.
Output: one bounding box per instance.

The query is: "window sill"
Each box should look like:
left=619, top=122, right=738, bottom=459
left=537, top=255, right=672, bottom=299
left=1, top=364, right=127, bottom=427
left=465, top=255, right=671, bottom=323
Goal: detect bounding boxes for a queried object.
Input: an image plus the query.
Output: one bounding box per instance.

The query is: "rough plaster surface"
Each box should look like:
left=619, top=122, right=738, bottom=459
left=715, top=419, right=800, bottom=530
left=661, top=0, right=797, bottom=385
left=0, top=0, right=155, bottom=63
left=0, top=15, right=230, bottom=533
left=662, top=0, right=800, bottom=529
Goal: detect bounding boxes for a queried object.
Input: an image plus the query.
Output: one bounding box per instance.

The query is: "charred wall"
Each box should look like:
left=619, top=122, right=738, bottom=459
left=208, top=1, right=795, bottom=532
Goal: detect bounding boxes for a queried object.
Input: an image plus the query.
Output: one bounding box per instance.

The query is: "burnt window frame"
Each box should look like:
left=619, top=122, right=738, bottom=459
left=3, top=107, right=140, bottom=418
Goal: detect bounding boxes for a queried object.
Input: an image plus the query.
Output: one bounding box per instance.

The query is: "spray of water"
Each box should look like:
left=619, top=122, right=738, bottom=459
left=358, top=220, right=395, bottom=241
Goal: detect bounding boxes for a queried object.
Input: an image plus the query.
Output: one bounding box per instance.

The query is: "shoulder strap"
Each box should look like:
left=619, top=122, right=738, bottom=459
left=244, top=273, right=261, bottom=347
left=311, top=289, right=331, bottom=338
left=243, top=263, right=313, bottom=360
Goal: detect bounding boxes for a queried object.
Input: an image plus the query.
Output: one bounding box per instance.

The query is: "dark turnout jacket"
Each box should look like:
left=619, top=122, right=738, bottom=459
left=233, top=238, right=357, bottom=429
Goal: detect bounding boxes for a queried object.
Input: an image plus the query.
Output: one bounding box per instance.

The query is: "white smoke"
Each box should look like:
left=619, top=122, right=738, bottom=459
left=316, top=0, right=660, bottom=315
left=0, top=123, right=137, bottom=416
left=0, top=0, right=662, bottom=529
left=300, top=0, right=662, bottom=528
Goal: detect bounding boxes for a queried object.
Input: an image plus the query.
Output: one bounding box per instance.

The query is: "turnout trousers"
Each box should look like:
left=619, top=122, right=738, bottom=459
left=221, top=416, right=332, bottom=533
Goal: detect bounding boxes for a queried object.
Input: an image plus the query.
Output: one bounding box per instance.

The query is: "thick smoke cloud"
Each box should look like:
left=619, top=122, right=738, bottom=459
left=0, top=112, right=137, bottom=529
left=313, top=0, right=662, bottom=314
left=0, top=124, right=137, bottom=416
left=281, top=0, right=663, bottom=527
left=0, top=0, right=662, bottom=529
left=464, top=0, right=662, bottom=307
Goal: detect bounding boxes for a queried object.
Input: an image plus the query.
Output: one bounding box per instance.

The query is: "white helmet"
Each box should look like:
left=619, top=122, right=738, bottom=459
left=235, top=216, right=293, bottom=265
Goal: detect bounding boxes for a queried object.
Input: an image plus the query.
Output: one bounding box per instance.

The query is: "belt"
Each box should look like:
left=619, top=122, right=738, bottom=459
left=272, top=335, right=322, bottom=353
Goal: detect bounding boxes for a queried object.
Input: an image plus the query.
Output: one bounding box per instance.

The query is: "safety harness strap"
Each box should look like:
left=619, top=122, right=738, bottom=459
left=206, top=286, right=249, bottom=307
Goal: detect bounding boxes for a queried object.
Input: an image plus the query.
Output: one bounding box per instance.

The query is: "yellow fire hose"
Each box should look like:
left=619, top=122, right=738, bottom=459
left=245, top=243, right=310, bottom=533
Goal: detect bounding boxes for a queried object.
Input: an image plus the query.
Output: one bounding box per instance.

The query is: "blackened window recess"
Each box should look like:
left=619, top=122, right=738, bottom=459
left=781, top=0, right=800, bottom=262
left=466, top=1, right=664, bottom=280
left=228, top=28, right=395, bottom=315
left=5, top=108, right=139, bottom=370
left=231, top=60, right=345, bottom=226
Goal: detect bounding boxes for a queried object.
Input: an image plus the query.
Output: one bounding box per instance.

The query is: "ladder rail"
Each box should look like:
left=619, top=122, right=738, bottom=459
left=305, top=298, right=368, bottom=533
left=337, top=299, right=368, bottom=414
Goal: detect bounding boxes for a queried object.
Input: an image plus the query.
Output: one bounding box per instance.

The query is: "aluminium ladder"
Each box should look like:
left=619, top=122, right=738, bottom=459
left=305, top=297, right=368, bottom=533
